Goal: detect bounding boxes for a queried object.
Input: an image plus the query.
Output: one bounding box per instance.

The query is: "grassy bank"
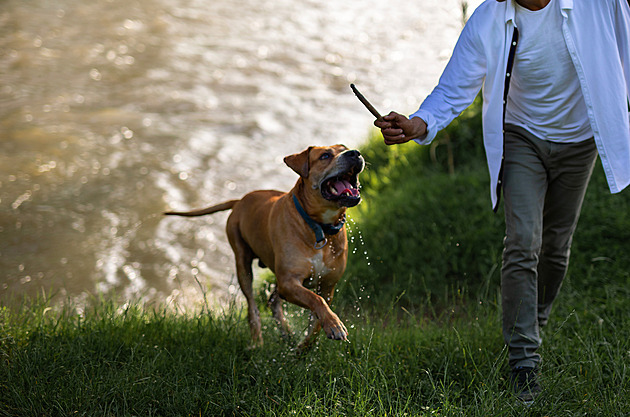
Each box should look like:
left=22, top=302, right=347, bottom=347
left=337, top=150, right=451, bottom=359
left=2, top=99, right=630, bottom=415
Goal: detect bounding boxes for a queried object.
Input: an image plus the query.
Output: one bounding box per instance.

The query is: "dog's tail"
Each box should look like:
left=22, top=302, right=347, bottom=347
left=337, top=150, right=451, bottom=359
left=164, top=200, right=239, bottom=217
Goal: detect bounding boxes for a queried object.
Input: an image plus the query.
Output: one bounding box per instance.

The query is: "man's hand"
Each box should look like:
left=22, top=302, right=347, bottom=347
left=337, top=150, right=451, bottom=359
left=374, top=112, right=427, bottom=146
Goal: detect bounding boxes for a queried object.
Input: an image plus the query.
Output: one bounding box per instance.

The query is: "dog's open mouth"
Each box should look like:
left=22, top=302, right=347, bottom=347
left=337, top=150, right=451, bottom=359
left=321, top=171, right=361, bottom=207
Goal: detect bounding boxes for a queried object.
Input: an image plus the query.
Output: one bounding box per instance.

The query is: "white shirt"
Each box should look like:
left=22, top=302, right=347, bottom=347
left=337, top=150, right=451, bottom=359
left=411, top=0, right=630, bottom=210
left=506, top=0, right=592, bottom=142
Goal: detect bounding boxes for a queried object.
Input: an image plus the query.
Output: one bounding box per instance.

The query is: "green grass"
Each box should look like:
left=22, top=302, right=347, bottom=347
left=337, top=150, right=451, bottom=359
left=1, top=288, right=629, bottom=416
left=2, top=98, right=630, bottom=415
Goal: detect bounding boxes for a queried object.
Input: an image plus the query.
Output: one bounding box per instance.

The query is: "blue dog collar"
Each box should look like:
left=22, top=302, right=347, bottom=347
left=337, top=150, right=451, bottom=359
left=292, top=194, right=345, bottom=249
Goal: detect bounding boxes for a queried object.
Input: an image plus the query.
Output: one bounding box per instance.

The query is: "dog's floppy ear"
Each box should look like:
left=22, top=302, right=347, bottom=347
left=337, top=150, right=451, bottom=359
left=284, top=147, right=312, bottom=178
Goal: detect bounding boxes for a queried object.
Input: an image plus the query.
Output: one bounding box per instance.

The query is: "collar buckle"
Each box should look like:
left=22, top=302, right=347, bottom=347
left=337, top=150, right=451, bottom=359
left=314, top=238, right=328, bottom=250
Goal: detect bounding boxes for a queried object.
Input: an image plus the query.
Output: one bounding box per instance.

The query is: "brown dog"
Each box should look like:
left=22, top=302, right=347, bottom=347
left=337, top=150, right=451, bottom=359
left=165, top=145, right=364, bottom=350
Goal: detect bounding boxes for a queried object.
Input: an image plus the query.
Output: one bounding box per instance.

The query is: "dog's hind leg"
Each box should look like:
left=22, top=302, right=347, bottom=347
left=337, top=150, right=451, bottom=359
left=268, top=288, right=291, bottom=338
left=227, top=222, right=263, bottom=347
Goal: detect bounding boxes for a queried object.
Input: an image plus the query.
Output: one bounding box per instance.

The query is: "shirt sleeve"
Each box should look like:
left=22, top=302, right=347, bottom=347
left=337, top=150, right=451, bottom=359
left=411, top=16, right=488, bottom=145
left=614, top=0, right=630, bottom=112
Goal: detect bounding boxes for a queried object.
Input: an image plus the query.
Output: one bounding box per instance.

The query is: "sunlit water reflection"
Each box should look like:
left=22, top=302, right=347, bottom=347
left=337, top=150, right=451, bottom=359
left=0, top=0, right=481, bottom=309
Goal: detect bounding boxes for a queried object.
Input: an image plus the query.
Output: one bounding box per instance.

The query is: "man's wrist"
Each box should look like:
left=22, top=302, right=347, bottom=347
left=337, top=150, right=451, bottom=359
left=409, top=116, right=428, bottom=140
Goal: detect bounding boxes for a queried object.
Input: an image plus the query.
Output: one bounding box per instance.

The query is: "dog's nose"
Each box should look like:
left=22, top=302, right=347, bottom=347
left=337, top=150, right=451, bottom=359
left=345, top=150, right=361, bottom=159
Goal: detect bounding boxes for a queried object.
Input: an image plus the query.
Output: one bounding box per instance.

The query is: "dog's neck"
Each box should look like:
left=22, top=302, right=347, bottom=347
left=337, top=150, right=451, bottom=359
left=293, top=180, right=346, bottom=225
left=320, top=208, right=346, bottom=225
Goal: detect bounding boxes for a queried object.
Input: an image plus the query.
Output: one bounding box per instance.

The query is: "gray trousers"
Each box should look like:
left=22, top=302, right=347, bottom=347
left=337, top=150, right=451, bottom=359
left=501, top=124, right=598, bottom=369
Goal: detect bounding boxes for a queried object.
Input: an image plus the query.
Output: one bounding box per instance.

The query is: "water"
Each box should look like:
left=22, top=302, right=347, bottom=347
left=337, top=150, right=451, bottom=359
left=0, top=0, right=482, bottom=308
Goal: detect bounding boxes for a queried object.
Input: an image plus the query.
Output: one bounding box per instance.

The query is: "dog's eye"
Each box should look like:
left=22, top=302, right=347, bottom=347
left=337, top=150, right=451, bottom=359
left=319, top=153, right=332, bottom=160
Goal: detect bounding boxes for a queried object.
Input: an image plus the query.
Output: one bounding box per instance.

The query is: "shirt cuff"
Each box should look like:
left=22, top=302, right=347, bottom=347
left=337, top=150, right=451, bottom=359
left=409, top=109, right=436, bottom=145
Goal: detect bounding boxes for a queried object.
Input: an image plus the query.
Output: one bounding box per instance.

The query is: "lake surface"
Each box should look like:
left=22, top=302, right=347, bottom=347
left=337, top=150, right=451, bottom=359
left=0, top=0, right=482, bottom=309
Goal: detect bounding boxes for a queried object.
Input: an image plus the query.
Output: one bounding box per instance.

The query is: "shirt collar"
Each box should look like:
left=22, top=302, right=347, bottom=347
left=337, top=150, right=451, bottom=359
left=559, top=0, right=574, bottom=11
left=504, top=0, right=516, bottom=24
left=504, top=0, right=574, bottom=24
left=559, top=0, right=573, bottom=17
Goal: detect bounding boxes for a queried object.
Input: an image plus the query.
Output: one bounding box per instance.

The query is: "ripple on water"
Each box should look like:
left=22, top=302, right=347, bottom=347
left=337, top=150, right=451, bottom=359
left=0, top=0, right=482, bottom=308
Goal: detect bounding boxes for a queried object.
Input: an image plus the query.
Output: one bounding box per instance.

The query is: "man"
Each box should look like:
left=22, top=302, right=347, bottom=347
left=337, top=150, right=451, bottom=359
left=375, top=0, right=630, bottom=404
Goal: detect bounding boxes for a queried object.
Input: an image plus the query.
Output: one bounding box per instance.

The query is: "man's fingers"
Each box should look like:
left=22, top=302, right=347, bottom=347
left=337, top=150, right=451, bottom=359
left=374, top=119, right=390, bottom=129
left=383, top=127, right=403, bottom=136
left=382, top=122, right=406, bottom=145
left=383, top=134, right=408, bottom=145
left=376, top=111, right=416, bottom=145
left=384, top=111, right=401, bottom=121
left=375, top=111, right=405, bottom=128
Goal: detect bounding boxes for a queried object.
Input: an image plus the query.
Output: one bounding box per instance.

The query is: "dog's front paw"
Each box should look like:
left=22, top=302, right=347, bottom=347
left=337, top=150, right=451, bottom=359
left=322, top=313, right=348, bottom=341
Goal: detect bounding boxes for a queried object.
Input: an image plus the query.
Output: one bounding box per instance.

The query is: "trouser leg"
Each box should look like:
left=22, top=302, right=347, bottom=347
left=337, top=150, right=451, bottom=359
left=537, top=137, right=597, bottom=326
left=502, top=126, right=547, bottom=370
left=501, top=125, right=597, bottom=369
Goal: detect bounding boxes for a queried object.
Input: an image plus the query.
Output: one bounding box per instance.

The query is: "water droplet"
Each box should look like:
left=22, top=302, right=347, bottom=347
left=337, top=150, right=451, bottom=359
left=89, top=68, right=102, bottom=81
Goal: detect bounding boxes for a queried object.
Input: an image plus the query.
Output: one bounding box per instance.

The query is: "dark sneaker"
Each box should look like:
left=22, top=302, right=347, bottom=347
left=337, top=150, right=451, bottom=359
left=510, top=366, right=541, bottom=405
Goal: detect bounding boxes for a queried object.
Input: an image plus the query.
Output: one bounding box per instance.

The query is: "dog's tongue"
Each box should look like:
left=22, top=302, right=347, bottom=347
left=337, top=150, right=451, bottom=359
left=333, top=179, right=359, bottom=197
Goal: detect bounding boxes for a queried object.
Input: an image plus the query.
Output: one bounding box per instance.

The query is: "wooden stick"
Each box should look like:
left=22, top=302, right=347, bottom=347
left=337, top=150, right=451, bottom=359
left=350, top=84, right=383, bottom=121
